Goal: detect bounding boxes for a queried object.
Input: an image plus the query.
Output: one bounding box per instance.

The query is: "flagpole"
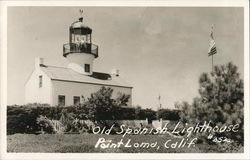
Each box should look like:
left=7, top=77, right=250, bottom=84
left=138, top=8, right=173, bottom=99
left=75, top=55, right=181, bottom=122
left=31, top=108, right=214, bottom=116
left=209, top=24, right=216, bottom=72
left=211, top=25, right=214, bottom=72
left=158, top=95, right=161, bottom=109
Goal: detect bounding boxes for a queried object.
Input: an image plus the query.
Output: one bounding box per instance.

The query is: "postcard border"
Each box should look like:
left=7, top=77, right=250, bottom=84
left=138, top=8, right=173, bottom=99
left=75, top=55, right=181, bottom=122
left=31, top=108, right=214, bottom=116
left=0, top=0, right=249, bottom=159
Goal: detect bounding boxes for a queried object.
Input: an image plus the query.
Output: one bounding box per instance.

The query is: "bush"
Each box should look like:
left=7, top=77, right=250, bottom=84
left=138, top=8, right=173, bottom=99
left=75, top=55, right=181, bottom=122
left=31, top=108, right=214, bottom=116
left=135, top=106, right=156, bottom=122
left=7, top=88, right=157, bottom=134
left=36, top=115, right=55, bottom=134
left=7, top=104, right=63, bottom=134
left=7, top=105, right=41, bottom=134
left=157, top=109, right=180, bottom=120
left=7, top=104, right=157, bottom=134
left=59, top=109, right=78, bottom=132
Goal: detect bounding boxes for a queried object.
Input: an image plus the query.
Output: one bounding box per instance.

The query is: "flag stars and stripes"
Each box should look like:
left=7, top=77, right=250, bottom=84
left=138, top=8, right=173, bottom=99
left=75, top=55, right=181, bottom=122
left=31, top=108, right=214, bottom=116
left=208, top=26, right=217, bottom=56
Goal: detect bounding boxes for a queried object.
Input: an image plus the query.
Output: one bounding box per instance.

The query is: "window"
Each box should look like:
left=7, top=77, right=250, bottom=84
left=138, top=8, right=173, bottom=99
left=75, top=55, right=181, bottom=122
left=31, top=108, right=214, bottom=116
left=73, top=96, right=80, bottom=105
left=58, top=95, right=65, bottom=106
left=85, top=64, right=90, bottom=73
left=39, top=75, right=43, bottom=88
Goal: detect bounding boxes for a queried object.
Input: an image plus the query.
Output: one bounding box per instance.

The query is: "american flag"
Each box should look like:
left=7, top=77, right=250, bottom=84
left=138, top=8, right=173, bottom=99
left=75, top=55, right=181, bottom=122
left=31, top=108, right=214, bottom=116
left=208, top=26, right=217, bottom=56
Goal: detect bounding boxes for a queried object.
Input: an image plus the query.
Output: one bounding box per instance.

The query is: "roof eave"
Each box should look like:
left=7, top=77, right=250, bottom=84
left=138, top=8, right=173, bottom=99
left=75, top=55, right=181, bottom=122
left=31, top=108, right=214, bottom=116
left=51, top=78, right=133, bottom=89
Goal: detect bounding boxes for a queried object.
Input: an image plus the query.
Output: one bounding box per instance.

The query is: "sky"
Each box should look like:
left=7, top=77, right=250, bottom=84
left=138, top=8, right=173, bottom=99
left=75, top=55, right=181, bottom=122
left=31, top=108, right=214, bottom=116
left=7, top=7, right=244, bottom=110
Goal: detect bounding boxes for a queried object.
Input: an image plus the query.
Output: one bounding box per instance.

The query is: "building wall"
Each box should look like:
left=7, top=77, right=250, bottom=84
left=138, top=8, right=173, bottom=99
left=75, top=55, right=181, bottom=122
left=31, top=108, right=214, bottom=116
left=67, top=53, right=95, bottom=75
left=25, top=67, right=52, bottom=104
left=51, top=80, right=132, bottom=106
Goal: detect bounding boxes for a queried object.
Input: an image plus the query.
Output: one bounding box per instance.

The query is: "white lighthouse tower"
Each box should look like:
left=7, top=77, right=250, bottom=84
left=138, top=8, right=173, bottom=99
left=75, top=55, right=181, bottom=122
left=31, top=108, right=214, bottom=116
left=63, top=14, right=98, bottom=75
left=25, top=12, right=133, bottom=106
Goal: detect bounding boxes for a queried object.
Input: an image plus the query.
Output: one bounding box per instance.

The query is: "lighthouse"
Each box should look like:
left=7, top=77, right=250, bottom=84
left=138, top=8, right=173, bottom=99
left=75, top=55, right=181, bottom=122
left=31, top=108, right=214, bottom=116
left=63, top=15, right=98, bottom=75
left=25, top=12, right=132, bottom=106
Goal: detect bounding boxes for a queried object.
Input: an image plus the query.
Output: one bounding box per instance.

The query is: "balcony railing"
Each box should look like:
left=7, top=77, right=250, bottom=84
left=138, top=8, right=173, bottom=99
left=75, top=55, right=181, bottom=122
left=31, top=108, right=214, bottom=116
left=63, top=43, right=98, bottom=58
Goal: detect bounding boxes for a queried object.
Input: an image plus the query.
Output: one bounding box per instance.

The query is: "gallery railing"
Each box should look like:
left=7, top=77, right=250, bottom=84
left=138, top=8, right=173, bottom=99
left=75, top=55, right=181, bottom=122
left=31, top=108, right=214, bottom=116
left=63, top=43, right=98, bottom=58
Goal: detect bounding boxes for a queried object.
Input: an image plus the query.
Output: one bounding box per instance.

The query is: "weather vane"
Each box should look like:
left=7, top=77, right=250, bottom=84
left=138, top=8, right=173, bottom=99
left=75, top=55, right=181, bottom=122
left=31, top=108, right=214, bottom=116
left=79, top=9, right=84, bottom=17
left=78, top=9, right=84, bottom=22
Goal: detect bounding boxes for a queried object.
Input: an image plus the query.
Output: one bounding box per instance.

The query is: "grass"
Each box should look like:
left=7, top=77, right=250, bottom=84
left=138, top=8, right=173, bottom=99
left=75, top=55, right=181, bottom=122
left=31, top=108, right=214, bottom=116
left=7, top=134, right=242, bottom=153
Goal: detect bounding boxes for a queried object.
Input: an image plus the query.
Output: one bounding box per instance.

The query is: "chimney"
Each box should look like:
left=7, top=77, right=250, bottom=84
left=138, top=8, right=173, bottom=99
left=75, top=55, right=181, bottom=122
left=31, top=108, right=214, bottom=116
left=111, top=69, right=119, bottom=77
left=35, top=57, right=44, bottom=68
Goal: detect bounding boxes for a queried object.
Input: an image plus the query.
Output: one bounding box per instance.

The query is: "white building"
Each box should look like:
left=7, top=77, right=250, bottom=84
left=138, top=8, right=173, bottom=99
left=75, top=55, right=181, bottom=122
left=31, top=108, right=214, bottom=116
left=25, top=15, right=132, bottom=106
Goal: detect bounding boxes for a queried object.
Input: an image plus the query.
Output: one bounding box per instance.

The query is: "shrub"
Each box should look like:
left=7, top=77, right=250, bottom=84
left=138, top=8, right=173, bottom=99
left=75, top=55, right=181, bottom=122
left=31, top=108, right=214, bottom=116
left=7, top=88, right=156, bottom=134
left=135, top=106, right=156, bottom=122
left=157, top=109, right=180, bottom=120
left=7, top=105, right=38, bottom=134
left=7, top=104, right=63, bottom=134
left=36, top=115, right=55, bottom=134
left=59, top=109, right=77, bottom=132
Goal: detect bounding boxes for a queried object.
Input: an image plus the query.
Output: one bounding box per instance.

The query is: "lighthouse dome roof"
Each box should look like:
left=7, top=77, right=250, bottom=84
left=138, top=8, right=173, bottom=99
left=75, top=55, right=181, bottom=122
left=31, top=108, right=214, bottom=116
left=70, top=17, right=92, bottom=34
left=71, top=21, right=87, bottom=28
left=71, top=17, right=90, bottom=28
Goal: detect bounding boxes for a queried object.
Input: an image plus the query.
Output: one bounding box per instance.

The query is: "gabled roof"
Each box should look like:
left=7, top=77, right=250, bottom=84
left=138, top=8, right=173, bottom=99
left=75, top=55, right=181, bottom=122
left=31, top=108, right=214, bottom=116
left=40, top=65, right=133, bottom=88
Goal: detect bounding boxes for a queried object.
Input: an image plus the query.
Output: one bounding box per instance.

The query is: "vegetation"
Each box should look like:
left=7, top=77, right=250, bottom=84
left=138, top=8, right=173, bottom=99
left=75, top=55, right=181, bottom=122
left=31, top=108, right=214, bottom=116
left=36, top=115, right=56, bottom=134
left=7, top=104, right=62, bottom=134
left=85, top=86, right=130, bottom=120
left=8, top=87, right=168, bottom=134
left=157, top=108, right=180, bottom=121
left=7, top=63, right=244, bottom=153
left=177, top=62, right=244, bottom=144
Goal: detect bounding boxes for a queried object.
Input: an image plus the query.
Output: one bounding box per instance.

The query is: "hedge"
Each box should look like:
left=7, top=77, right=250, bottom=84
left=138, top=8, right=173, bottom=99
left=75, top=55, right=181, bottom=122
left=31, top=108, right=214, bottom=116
left=7, top=103, right=180, bottom=134
left=7, top=104, right=63, bottom=134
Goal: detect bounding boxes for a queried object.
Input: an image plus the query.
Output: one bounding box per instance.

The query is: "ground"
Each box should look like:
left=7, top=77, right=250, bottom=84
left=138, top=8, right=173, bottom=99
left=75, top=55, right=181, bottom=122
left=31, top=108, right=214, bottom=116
left=7, top=134, right=242, bottom=153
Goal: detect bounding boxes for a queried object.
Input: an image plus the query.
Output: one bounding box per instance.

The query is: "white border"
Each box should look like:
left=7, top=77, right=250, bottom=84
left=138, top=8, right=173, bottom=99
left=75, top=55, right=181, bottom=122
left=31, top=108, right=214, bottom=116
left=0, top=0, right=249, bottom=160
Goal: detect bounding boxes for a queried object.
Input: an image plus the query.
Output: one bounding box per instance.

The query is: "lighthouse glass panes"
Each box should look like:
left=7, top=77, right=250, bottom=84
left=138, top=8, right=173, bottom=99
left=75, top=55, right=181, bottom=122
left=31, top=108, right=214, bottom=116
left=71, top=30, right=91, bottom=44
left=70, top=26, right=91, bottom=44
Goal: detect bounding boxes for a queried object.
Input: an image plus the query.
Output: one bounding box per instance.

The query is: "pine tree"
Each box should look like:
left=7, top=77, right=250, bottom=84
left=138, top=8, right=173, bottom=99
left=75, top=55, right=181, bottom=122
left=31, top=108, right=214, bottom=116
left=179, top=62, right=244, bottom=143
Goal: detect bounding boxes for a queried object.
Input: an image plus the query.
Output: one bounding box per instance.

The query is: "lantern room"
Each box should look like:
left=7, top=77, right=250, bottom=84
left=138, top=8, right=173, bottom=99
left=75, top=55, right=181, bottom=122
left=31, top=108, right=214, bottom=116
left=70, top=17, right=92, bottom=44
left=63, top=14, right=99, bottom=75
left=63, top=16, right=98, bottom=58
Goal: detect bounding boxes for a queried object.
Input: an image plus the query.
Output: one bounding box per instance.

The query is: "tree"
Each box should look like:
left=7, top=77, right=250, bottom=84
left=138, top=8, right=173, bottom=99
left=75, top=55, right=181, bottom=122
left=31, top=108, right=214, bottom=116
left=179, top=62, right=244, bottom=143
left=115, top=92, right=130, bottom=107
left=85, top=86, right=130, bottom=120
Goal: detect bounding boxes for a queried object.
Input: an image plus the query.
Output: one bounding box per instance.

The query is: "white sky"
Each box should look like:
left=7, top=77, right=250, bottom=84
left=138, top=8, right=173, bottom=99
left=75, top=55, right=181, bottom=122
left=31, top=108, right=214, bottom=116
left=7, top=7, right=244, bottom=109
